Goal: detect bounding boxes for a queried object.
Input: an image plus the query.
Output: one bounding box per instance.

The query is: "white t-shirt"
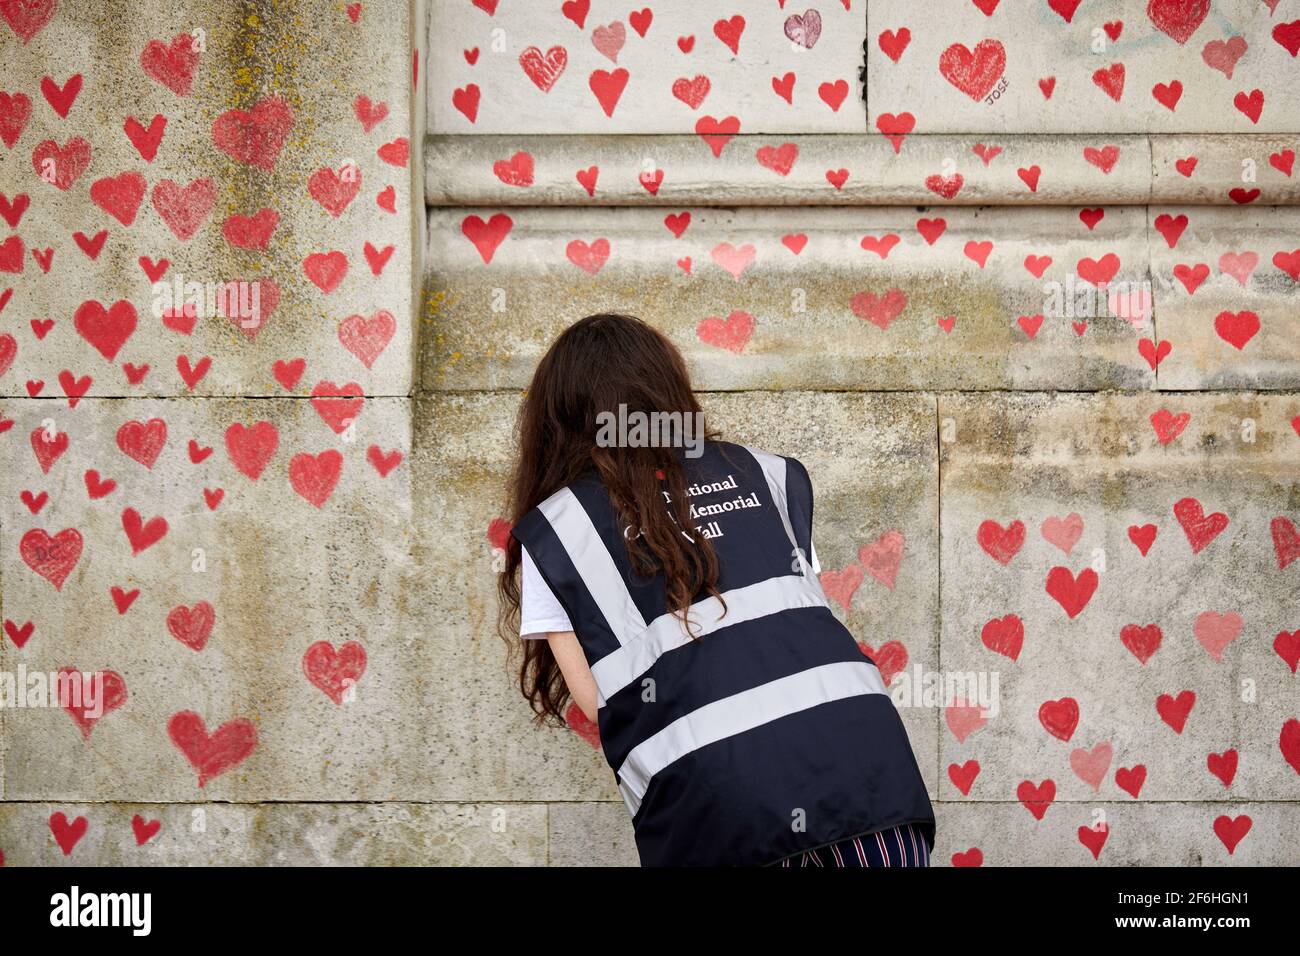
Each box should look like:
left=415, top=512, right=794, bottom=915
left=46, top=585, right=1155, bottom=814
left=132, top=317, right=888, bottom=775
left=520, top=541, right=821, bottom=639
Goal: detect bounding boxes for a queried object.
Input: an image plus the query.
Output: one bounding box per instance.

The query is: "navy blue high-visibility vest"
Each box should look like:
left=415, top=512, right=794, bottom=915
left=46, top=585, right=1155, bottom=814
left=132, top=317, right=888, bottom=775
left=512, top=440, right=935, bottom=866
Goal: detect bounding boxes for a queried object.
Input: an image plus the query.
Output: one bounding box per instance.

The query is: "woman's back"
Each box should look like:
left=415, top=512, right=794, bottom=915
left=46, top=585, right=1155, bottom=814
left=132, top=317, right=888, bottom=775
left=513, top=438, right=935, bottom=865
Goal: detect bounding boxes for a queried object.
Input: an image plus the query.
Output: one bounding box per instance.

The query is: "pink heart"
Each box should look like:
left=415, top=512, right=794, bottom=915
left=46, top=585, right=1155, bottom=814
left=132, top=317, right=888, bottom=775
left=1069, top=742, right=1113, bottom=791
left=1194, top=610, right=1243, bottom=661
left=591, top=21, right=625, bottom=63
left=1202, top=37, right=1248, bottom=78
left=784, top=9, right=822, bottom=49
left=1219, top=250, right=1258, bottom=286
left=945, top=699, right=988, bottom=742
left=1041, top=513, right=1084, bottom=554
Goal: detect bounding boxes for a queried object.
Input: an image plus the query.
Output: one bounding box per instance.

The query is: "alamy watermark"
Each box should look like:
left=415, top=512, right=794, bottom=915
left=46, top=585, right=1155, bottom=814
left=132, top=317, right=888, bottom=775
left=151, top=273, right=264, bottom=331
left=595, top=403, right=706, bottom=459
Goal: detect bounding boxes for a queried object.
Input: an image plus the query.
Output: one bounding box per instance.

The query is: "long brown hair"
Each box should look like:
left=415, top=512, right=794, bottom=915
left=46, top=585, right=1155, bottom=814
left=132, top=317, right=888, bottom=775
left=499, top=313, right=723, bottom=724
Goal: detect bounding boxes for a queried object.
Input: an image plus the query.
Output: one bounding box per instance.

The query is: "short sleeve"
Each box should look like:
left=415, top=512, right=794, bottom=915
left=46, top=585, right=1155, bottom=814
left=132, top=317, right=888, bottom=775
left=520, top=546, right=574, bottom=639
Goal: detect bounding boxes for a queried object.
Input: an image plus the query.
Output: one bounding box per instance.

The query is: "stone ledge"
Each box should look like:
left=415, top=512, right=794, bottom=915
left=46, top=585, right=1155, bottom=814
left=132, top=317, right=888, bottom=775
left=425, top=134, right=1300, bottom=206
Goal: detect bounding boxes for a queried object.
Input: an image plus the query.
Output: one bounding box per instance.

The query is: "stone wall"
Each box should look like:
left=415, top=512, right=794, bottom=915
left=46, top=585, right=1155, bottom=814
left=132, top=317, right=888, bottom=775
left=2, top=0, right=1298, bottom=865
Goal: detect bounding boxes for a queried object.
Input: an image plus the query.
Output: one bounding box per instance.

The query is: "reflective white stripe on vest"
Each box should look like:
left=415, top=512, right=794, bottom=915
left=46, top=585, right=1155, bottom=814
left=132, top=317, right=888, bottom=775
left=616, top=660, right=889, bottom=817
left=538, top=487, right=646, bottom=645
left=591, top=574, right=829, bottom=705
left=744, top=446, right=799, bottom=553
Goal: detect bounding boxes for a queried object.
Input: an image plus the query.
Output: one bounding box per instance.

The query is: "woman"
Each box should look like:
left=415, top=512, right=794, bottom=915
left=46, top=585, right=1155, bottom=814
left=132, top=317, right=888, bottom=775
left=499, top=313, right=935, bottom=867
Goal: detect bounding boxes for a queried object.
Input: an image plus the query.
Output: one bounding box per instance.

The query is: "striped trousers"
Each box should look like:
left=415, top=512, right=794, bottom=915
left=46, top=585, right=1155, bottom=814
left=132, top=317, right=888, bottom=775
left=775, top=823, right=929, bottom=867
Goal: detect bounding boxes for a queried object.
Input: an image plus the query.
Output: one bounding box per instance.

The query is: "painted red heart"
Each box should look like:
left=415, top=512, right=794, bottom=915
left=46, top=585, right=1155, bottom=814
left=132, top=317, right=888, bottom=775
left=0, top=90, right=32, bottom=147
left=74, top=299, right=137, bottom=361
left=310, top=380, right=363, bottom=433
left=1076, top=253, right=1120, bottom=287
left=59, top=667, right=128, bottom=739
left=1150, top=408, right=1189, bottom=444
left=1151, top=79, right=1182, bottom=111
left=756, top=142, right=798, bottom=176
left=859, top=530, right=905, bottom=589
left=1276, top=21, right=1300, bottom=56
left=1172, top=262, right=1208, bottom=294
left=1281, top=719, right=1300, bottom=774
left=452, top=84, right=480, bottom=122
left=1213, top=815, right=1252, bottom=854
left=225, top=421, right=279, bottom=480
left=4, top=619, right=34, bottom=648
left=851, top=288, right=907, bottom=329
left=1115, top=765, right=1146, bottom=798
left=1157, top=689, right=1196, bottom=732
left=110, top=586, right=138, bottom=614
left=303, top=251, right=348, bottom=293
left=566, top=238, right=610, bottom=274
left=167, top=710, right=258, bottom=786
left=981, top=614, right=1024, bottom=661
left=272, top=358, right=305, bottom=391
left=1017, top=779, right=1055, bottom=819
left=141, top=32, right=201, bottom=95
left=1039, top=697, right=1080, bottom=741
left=1120, top=624, right=1162, bottom=664
left=819, top=564, right=864, bottom=611
left=308, top=165, right=361, bottom=217
left=948, top=760, right=980, bottom=795
left=123, top=113, right=166, bottom=161
left=302, top=640, right=367, bottom=704
left=167, top=601, right=214, bottom=651
left=352, top=94, right=388, bottom=132
left=1092, top=63, right=1124, bottom=101
left=1045, top=567, right=1097, bottom=618
left=31, top=136, right=91, bottom=190
left=859, top=640, right=908, bottom=685
left=1173, top=497, right=1227, bottom=553
left=695, top=310, right=754, bottom=353
left=1207, top=748, right=1238, bottom=787
left=1272, top=629, right=1300, bottom=673
left=40, top=73, right=81, bottom=117
left=461, top=212, right=512, bottom=263
left=1078, top=823, right=1108, bottom=860
left=132, top=815, right=161, bottom=846
left=367, top=445, right=403, bottom=477
left=49, top=812, right=88, bottom=856
left=289, top=450, right=344, bottom=508
left=364, top=239, right=395, bottom=270
left=977, top=518, right=1024, bottom=564
left=874, top=112, right=913, bottom=153
left=222, top=208, right=279, bottom=250
left=1083, top=145, right=1120, bottom=174
left=211, top=95, right=293, bottom=171
left=878, top=28, right=910, bottom=63
left=122, top=507, right=168, bottom=555
left=588, top=68, right=629, bottom=117
left=1233, top=89, right=1264, bottom=124
left=518, top=45, right=567, bottom=92
left=20, top=527, right=83, bottom=590
left=1153, top=213, right=1187, bottom=249
left=1213, top=310, right=1259, bottom=350
left=84, top=469, right=116, bottom=499
left=1271, top=516, right=1300, bottom=569
left=152, top=178, right=216, bottom=240
left=89, top=172, right=146, bottom=226
left=1147, top=0, right=1208, bottom=45
left=338, top=310, right=395, bottom=369
left=916, top=217, right=946, bottom=245
left=116, top=417, right=167, bottom=469
left=938, top=39, right=1006, bottom=101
